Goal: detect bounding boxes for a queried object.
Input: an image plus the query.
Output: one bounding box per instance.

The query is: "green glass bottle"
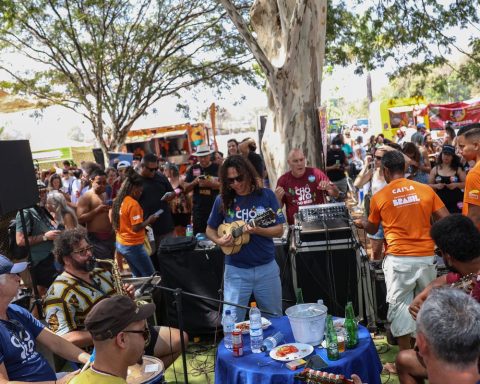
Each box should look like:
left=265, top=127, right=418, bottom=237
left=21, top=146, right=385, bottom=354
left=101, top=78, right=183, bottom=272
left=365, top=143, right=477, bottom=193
left=326, top=315, right=339, bottom=360
left=345, top=302, right=358, bottom=349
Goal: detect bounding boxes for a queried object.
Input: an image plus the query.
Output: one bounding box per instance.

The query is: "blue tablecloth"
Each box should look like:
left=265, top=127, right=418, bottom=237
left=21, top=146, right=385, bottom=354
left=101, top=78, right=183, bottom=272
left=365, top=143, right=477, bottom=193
left=215, top=316, right=382, bottom=384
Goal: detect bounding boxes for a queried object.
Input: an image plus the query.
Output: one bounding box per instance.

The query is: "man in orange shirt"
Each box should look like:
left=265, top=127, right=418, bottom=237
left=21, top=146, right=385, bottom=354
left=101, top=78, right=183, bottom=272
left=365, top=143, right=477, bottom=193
left=457, top=124, right=480, bottom=228
left=354, top=150, right=449, bottom=352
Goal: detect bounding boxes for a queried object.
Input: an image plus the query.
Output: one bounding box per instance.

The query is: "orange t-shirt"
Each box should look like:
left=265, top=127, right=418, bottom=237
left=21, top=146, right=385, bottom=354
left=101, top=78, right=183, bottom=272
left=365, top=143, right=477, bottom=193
left=117, top=195, right=145, bottom=246
left=462, top=161, right=480, bottom=219
left=368, top=178, right=445, bottom=256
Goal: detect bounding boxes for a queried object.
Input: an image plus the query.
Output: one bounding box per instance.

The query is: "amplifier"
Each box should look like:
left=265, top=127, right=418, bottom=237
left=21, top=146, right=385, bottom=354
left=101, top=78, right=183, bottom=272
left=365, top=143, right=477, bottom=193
left=294, top=203, right=353, bottom=246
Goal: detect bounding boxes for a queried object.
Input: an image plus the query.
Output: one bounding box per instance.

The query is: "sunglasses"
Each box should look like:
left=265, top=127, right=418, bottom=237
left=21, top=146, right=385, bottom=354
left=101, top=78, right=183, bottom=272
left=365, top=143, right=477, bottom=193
left=146, top=166, right=158, bottom=172
left=375, top=156, right=383, bottom=160
left=72, top=245, right=94, bottom=255
left=227, top=175, right=244, bottom=184
left=123, top=327, right=151, bottom=345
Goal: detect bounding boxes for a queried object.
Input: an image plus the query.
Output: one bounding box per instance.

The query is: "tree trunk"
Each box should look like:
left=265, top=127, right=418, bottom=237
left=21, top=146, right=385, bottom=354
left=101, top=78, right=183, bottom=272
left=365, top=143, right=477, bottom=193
left=220, top=0, right=327, bottom=187
left=367, top=72, right=373, bottom=104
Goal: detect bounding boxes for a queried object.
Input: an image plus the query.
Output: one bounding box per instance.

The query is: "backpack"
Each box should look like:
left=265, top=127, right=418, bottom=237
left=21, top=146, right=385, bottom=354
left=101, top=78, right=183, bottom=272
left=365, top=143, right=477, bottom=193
left=8, top=210, right=34, bottom=260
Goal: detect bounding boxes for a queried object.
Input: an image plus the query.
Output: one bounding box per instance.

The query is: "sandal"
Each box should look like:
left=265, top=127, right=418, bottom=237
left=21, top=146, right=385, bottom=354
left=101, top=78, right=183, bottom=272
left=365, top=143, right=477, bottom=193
left=382, top=362, right=397, bottom=375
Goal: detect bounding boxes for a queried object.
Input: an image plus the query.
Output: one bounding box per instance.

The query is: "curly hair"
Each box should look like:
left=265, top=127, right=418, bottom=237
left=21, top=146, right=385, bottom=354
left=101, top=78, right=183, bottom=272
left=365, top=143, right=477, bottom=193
left=430, top=214, right=480, bottom=262
left=219, top=155, right=261, bottom=213
left=111, top=167, right=143, bottom=230
left=53, top=227, right=88, bottom=266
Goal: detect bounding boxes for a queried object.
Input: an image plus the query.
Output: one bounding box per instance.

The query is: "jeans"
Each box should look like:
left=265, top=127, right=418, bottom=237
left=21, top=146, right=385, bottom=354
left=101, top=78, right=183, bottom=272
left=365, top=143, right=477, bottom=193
left=116, top=243, right=155, bottom=277
left=223, top=259, right=282, bottom=323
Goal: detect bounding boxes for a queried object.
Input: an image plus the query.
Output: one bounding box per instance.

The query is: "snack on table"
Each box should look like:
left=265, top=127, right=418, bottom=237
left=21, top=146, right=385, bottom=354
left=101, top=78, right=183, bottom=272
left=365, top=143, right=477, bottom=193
left=276, top=344, right=299, bottom=357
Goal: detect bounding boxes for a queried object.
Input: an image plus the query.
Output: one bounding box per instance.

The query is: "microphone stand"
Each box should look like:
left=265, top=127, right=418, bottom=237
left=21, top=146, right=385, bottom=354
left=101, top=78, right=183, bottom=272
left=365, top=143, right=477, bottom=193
left=19, top=208, right=43, bottom=318
left=149, top=283, right=277, bottom=384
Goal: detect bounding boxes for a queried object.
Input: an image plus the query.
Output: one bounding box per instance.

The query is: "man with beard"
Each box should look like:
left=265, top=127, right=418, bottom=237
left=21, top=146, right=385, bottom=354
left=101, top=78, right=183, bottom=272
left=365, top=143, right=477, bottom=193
left=183, top=145, right=220, bottom=234
left=396, top=214, right=480, bottom=384
left=138, top=153, right=176, bottom=251
left=77, top=169, right=115, bottom=260
left=69, top=296, right=155, bottom=384
left=15, top=180, right=61, bottom=295
left=44, top=228, right=185, bottom=369
left=276, top=148, right=340, bottom=225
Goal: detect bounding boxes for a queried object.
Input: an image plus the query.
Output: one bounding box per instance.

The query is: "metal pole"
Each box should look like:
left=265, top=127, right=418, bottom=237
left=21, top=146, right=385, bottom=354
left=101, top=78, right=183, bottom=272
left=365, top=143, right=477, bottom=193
left=19, top=208, right=43, bottom=318
left=173, top=288, right=189, bottom=384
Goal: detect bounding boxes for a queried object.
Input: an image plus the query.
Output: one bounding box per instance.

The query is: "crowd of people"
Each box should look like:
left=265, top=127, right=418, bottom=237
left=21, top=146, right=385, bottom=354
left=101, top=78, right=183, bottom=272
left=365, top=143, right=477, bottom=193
left=2, top=123, right=480, bottom=384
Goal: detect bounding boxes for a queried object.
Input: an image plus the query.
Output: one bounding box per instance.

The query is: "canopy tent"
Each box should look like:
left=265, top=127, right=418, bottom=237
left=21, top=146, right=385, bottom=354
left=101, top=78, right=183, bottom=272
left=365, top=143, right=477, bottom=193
left=419, top=99, right=480, bottom=129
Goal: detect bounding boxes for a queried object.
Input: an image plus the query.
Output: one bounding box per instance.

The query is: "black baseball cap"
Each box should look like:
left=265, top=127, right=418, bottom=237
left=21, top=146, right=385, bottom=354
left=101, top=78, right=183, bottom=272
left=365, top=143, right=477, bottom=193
left=0, top=254, right=28, bottom=275
left=442, top=145, right=456, bottom=155
left=85, top=296, right=155, bottom=340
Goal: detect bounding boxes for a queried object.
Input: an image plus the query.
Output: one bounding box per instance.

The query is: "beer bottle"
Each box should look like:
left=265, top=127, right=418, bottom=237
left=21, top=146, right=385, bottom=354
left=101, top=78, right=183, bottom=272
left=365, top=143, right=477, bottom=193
left=326, top=315, right=339, bottom=360
left=345, top=301, right=358, bottom=349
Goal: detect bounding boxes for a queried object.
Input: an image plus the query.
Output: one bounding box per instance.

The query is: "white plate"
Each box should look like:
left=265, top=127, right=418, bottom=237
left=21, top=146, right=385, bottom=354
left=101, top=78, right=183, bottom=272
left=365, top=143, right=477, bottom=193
left=234, top=317, right=272, bottom=334
left=269, top=343, right=314, bottom=362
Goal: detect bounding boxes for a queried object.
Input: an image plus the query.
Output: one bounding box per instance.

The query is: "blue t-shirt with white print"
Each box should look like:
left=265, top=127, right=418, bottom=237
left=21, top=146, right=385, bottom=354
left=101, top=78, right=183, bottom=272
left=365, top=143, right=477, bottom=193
left=207, top=188, right=285, bottom=268
left=0, top=304, right=56, bottom=381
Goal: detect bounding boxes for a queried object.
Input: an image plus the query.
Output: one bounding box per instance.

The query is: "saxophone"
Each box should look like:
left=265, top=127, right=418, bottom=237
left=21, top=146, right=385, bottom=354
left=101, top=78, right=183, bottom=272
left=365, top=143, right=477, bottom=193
left=93, top=257, right=128, bottom=296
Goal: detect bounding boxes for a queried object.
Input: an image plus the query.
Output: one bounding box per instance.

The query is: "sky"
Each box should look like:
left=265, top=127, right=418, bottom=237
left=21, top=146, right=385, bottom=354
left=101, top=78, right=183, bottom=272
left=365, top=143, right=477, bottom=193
left=0, top=63, right=391, bottom=151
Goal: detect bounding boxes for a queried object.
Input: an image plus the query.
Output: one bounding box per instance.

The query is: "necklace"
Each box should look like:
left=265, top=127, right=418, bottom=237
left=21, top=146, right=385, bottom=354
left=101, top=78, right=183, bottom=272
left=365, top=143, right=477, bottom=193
left=91, top=365, right=119, bottom=378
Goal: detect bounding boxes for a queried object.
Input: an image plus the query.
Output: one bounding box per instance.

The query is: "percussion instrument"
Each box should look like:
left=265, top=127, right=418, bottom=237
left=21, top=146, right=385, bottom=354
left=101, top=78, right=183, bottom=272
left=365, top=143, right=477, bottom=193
left=127, top=355, right=165, bottom=384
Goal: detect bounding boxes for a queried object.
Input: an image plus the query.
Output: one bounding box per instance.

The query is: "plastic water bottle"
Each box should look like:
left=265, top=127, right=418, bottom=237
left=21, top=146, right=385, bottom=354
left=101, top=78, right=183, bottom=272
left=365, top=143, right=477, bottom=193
left=260, top=331, right=284, bottom=352
left=186, top=224, right=193, bottom=237
left=249, top=302, right=263, bottom=353
left=222, top=310, right=235, bottom=350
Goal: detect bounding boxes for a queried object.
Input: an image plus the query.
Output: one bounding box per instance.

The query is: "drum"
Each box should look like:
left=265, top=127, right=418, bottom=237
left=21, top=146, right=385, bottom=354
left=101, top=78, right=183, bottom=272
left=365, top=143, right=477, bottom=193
left=127, top=355, right=165, bottom=384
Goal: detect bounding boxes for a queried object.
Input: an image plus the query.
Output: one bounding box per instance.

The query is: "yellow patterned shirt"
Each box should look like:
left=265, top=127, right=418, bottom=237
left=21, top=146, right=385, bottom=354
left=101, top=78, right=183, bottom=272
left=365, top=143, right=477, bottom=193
left=43, top=269, right=115, bottom=335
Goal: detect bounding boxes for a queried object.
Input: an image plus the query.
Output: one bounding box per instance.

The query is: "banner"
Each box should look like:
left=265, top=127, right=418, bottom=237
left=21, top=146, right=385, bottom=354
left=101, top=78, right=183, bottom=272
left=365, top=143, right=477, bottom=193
left=420, top=99, right=480, bottom=129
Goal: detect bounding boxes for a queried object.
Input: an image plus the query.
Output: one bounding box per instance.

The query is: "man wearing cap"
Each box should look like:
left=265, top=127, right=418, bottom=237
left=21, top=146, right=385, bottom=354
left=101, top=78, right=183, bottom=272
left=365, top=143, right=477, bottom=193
left=0, top=254, right=89, bottom=384
left=411, top=123, right=426, bottom=145
left=111, top=160, right=130, bottom=199
left=138, top=153, right=176, bottom=251
left=69, top=296, right=156, bottom=384
left=183, top=144, right=220, bottom=234
left=44, top=229, right=185, bottom=369
left=15, top=180, right=61, bottom=295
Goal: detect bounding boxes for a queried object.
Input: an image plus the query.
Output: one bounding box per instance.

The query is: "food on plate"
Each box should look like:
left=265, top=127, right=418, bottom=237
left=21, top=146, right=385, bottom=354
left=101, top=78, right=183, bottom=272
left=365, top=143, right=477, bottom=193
left=275, top=345, right=299, bottom=357
left=236, top=322, right=250, bottom=332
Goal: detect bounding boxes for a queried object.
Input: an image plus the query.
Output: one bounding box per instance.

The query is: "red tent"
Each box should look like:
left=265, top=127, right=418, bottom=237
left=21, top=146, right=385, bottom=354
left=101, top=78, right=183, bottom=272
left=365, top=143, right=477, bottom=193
left=419, top=99, right=480, bottom=129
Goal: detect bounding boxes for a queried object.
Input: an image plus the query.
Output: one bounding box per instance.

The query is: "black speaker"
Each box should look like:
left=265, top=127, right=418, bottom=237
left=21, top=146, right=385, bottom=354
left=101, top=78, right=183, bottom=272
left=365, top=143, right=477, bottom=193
left=294, top=247, right=359, bottom=317
left=157, top=247, right=225, bottom=335
left=0, top=141, right=38, bottom=215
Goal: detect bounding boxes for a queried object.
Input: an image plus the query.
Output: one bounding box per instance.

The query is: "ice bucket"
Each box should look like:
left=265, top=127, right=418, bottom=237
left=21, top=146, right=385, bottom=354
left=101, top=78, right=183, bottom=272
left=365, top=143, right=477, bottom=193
left=285, top=303, right=328, bottom=346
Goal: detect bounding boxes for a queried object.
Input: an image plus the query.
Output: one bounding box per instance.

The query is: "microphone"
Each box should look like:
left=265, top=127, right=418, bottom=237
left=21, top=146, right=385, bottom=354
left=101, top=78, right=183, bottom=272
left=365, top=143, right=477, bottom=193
left=135, top=273, right=158, bottom=298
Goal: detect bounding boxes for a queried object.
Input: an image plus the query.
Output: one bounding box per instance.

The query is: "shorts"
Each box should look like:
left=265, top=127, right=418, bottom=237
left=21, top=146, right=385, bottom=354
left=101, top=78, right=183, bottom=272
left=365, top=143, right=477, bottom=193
left=88, top=232, right=115, bottom=260
left=367, top=223, right=384, bottom=240
left=145, top=324, right=159, bottom=356
left=383, top=255, right=436, bottom=337
left=32, top=253, right=58, bottom=289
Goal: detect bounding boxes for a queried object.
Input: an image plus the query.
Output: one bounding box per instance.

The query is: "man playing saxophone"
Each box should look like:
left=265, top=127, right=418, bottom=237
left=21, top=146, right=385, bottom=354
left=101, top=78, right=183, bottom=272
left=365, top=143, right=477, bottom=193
left=43, top=228, right=186, bottom=369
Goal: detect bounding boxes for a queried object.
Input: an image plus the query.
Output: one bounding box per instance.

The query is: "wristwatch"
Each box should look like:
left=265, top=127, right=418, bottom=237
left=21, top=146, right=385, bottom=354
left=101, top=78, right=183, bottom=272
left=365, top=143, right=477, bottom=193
left=42, top=234, right=48, bottom=242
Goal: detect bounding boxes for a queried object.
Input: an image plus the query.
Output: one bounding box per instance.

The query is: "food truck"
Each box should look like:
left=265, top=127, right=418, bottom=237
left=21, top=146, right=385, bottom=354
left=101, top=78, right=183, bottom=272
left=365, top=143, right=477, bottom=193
left=124, top=122, right=210, bottom=167
left=369, top=96, right=429, bottom=140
